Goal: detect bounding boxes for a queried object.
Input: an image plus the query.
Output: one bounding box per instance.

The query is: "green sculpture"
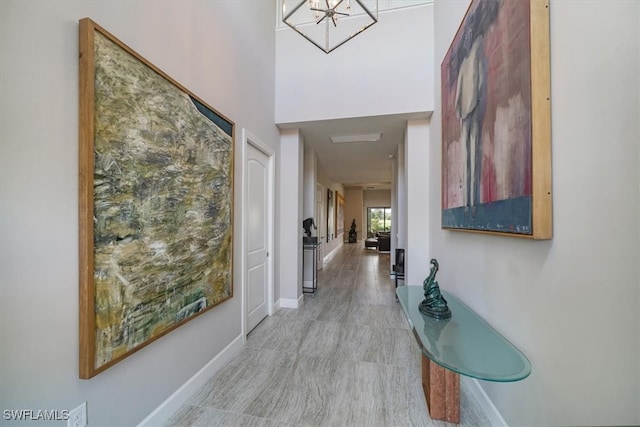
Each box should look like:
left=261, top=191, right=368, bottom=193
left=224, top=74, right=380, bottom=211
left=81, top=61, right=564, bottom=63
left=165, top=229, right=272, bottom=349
left=418, top=258, right=452, bottom=319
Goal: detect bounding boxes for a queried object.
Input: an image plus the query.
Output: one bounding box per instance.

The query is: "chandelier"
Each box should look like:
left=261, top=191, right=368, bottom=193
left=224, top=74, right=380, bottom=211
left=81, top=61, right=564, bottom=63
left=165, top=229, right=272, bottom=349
left=282, top=0, right=378, bottom=54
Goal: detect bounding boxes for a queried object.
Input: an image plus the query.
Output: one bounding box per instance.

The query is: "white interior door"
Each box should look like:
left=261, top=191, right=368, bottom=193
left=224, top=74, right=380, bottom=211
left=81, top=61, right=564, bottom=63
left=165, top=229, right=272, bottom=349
left=246, top=143, right=270, bottom=333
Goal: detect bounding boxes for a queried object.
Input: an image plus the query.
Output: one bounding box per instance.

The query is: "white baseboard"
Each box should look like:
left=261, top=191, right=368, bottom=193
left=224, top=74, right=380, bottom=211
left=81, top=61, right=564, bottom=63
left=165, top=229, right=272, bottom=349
left=137, top=335, right=244, bottom=427
left=277, top=295, right=303, bottom=309
left=463, top=377, right=508, bottom=427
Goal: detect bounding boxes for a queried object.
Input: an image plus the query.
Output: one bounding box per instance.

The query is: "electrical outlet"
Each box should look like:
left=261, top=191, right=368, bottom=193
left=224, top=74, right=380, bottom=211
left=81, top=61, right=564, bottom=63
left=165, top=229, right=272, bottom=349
left=68, top=401, right=87, bottom=427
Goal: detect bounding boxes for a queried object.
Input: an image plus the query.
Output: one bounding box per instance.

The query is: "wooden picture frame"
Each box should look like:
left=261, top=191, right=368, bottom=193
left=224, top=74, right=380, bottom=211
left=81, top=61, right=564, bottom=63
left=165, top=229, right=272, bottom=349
left=326, top=189, right=334, bottom=242
left=79, top=18, right=235, bottom=378
left=336, top=192, right=345, bottom=236
left=441, top=0, right=551, bottom=239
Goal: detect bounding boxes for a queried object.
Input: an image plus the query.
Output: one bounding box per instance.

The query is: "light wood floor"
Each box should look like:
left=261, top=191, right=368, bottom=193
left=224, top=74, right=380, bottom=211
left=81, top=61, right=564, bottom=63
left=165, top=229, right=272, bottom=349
left=166, top=244, right=491, bottom=426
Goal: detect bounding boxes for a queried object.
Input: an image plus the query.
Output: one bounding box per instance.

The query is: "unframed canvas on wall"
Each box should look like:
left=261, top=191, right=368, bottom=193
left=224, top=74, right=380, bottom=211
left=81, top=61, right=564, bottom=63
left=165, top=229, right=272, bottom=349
left=78, top=18, right=235, bottom=378
left=441, top=0, right=552, bottom=239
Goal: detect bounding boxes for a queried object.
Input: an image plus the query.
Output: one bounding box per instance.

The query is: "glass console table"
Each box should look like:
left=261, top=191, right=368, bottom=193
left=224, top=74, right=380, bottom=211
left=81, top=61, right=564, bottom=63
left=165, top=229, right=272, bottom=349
left=396, top=285, right=531, bottom=423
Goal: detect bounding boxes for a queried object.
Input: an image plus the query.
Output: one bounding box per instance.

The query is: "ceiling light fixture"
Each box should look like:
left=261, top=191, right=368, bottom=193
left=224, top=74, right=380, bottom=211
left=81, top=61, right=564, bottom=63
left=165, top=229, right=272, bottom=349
left=282, top=0, right=378, bottom=54
left=329, top=132, right=382, bottom=144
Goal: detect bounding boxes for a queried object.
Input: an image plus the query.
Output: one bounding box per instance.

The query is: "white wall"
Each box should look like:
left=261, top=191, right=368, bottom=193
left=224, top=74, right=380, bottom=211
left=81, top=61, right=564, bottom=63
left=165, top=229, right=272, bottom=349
left=275, top=4, right=434, bottom=124
left=363, top=189, right=392, bottom=208
left=405, top=120, right=431, bottom=287
left=0, top=1, right=279, bottom=426
left=396, top=142, right=407, bottom=254
left=429, top=1, right=640, bottom=426
left=303, top=149, right=317, bottom=219
left=279, top=129, right=304, bottom=305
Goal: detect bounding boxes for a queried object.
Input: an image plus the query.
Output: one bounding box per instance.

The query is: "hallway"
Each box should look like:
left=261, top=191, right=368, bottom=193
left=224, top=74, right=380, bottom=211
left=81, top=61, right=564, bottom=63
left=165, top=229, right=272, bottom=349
left=167, top=245, right=491, bottom=426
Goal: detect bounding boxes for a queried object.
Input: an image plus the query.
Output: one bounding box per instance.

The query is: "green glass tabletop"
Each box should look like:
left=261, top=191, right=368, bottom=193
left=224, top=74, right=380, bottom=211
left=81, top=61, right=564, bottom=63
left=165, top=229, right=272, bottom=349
left=396, top=285, right=531, bottom=382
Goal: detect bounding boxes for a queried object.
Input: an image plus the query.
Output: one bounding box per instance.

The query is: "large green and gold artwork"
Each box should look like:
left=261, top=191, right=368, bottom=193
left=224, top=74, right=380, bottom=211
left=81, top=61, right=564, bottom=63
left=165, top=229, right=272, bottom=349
left=78, top=18, right=234, bottom=378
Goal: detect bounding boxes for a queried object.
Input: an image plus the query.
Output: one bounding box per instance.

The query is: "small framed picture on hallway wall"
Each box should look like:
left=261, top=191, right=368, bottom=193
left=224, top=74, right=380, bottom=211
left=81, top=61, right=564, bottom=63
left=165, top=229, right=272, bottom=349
left=327, top=189, right=334, bottom=241
left=441, top=0, right=552, bottom=240
left=336, top=192, right=345, bottom=236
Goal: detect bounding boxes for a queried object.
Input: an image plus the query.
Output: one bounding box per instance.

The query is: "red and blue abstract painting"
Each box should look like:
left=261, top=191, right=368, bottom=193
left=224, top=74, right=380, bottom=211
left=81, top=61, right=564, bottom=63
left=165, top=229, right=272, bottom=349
left=441, top=0, right=534, bottom=235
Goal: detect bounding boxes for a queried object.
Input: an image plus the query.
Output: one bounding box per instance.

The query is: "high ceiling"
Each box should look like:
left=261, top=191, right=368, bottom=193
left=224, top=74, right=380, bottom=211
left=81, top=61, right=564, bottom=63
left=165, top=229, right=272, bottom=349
left=278, top=112, right=429, bottom=190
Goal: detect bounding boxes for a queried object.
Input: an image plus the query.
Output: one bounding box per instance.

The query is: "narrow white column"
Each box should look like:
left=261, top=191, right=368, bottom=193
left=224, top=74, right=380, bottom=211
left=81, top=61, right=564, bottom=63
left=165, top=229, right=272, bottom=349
left=278, top=129, right=304, bottom=306
left=406, top=119, right=430, bottom=286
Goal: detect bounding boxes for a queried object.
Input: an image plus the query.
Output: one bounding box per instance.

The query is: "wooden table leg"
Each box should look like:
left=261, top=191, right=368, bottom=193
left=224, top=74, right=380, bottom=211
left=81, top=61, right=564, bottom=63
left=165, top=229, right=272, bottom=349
left=422, top=354, right=460, bottom=423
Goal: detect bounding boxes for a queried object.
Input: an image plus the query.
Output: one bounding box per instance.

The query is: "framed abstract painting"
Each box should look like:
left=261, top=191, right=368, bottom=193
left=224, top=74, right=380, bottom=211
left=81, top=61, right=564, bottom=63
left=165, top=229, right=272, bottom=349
left=327, top=189, right=334, bottom=242
left=441, top=0, right=552, bottom=239
left=78, top=18, right=235, bottom=378
left=336, top=192, right=345, bottom=236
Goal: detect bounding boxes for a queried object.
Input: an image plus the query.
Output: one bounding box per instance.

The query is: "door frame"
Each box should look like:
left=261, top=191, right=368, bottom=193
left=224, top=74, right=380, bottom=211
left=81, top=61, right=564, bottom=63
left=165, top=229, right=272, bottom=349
left=241, top=128, right=275, bottom=342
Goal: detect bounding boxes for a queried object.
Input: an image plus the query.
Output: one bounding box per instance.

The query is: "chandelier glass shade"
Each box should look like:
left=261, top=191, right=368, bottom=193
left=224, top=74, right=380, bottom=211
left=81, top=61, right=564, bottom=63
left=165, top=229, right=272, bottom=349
left=282, top=0, right=378, bottom=54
